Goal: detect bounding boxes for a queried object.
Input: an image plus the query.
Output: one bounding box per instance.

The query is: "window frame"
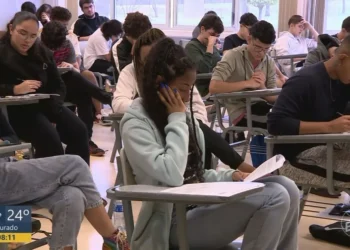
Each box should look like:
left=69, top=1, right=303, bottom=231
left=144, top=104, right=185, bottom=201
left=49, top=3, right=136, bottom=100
left=108, top=0, right=282, bottom=37
left=170, top=0, right=236, bottom=32
left=113, top=0, right=171, bottom=28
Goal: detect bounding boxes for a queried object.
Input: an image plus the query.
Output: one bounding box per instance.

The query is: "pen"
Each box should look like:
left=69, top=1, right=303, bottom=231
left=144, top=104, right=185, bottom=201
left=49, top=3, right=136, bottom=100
left=337, top=112, right=343, bottom=116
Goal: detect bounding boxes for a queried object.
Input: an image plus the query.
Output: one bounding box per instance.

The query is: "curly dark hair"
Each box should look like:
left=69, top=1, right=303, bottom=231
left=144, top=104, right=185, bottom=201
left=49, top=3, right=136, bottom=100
left=41, top=21, right=67, bottom=50
left=133, top=28, right=166, bottom=94
left=101, top=19, right=123, bottom=40
left=123, top=12, right=152, bottom=40
left=198, top=14, right=224, bottom=34
left=141, top=37, right=204, bottom=184
left=250, top=20, right=276, bottom=44
left=50, top=6, right=72, bottom=22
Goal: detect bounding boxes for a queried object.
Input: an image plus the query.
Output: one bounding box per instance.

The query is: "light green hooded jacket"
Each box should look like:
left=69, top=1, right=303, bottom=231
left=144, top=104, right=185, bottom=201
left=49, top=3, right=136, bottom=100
left=120, top=98, right=236, bottom=250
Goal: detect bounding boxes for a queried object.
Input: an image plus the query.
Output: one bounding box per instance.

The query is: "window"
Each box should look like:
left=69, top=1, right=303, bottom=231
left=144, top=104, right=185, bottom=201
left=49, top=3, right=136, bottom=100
left=175, top=0, right=235, bottom=27
left=324, top=0, right=349, bottom=33
left=240, top=0, right=279, bottom=31
left=175, top=0, right=279, bottom=31
left=114, top=0, right=168, bottom=25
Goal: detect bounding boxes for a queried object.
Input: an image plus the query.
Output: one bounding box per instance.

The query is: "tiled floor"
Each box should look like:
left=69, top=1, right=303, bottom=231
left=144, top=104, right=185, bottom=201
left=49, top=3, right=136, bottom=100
left=31, top=124, right=349, bottom=250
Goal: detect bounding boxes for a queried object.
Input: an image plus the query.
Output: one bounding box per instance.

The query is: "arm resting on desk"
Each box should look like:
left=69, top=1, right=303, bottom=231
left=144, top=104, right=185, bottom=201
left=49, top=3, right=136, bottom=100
left=265, top=133, right=350, bottom=144
left=209, top=79, right=248, bottom=94
left=185, top=43, right=215, bottom=73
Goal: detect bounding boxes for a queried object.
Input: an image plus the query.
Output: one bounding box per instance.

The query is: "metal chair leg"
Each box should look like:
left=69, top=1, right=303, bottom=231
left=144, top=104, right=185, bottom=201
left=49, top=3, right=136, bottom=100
left=299, top=186, right=311, bottom=221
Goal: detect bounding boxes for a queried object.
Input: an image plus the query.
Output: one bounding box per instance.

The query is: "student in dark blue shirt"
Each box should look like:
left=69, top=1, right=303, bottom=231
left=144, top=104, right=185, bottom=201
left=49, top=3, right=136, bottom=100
left=267, top=35, right=350, bottom=183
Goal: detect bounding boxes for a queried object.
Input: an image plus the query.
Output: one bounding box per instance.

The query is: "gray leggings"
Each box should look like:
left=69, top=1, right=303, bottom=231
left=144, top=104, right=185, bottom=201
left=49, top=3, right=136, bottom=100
left=169, top=176, right=300, bottom=250
left=0, top=155, right=103, bottom=250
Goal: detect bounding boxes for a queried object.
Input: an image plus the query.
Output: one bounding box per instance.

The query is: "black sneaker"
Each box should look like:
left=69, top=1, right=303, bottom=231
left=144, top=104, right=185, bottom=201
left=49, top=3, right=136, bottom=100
left=89, top=141, right=105, bottom=157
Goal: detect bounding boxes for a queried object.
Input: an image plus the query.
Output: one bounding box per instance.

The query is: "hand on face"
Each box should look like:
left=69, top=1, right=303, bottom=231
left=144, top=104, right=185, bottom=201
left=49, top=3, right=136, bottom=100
left=300, top=20, right=312, bottom=30
left=41, top=13, right=50, bottom=23
left=208, top=36, right=218, bottom=46
left=158, top=83, right=186, bottom=114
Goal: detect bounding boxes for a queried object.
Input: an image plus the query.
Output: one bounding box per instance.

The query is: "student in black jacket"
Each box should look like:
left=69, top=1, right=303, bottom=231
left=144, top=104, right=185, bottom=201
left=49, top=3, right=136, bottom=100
left=111, top=12, right=152, bottom=72
left=73, top=0, right=109, bottom=41
left=0, top=12, right=90, bottom=164
left=267, top=35, right=350, bottom=184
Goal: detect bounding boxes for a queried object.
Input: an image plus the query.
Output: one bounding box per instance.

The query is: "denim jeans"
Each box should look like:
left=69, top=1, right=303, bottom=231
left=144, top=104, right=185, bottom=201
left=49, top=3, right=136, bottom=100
left=0, top=155, right=103, bottom=250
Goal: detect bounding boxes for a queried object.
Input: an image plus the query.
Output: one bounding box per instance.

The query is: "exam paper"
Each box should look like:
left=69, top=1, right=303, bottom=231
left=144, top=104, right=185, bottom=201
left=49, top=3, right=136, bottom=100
left=244, top=154, right=285, bottom=182
left=160, top=182, right=264, bottom=197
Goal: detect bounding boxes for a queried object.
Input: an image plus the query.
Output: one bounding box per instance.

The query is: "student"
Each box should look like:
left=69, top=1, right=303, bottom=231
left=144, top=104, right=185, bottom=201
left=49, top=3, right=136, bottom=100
left=192, top=10, right=217, bottom=39
left=274, top=15, right=319, bottom=76
left=84, top=19, right=123, bottom=75
left=210, top=20, right=277, bottom=129
left=113, top=28, right=255, bottom=173
left=304, top=34, right=340, bottom=67
left=267, top=36, right=350, bottom=186
left=0, top=111, right=120, bottom=250
left=41, top=21, right=114, bottom=157
left=0, top=12, right=90, bottom=164
left=120, top=37, right=299, bottom=250
left=333, top=16, right=350, bottom=42
left=223, top=13, right=258, bottom=54
left=36, top=4, right=52, bottom=26
left=223, top=13, right=287, bottom=87
left=73, top=0, right=109, bottom=41
left=21, top=1, right=37, bottom=14
left=185, top=14, right=223, bottom=97
left=111, top=12, right=152, bottom=72
left=50, top=6, right=105, bottom=122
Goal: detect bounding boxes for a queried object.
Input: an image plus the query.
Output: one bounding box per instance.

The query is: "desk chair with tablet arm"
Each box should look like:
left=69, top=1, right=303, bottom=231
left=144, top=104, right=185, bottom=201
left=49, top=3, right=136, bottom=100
left=265, top=134, right=350, bottom=220
left=211, top=89, right=281, bottom=159
left=106, top=148, right=266, bottom=250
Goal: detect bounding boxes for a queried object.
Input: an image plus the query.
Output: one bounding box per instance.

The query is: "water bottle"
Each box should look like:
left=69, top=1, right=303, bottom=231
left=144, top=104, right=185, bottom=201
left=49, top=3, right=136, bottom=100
left=112, top=200, right=129, bottom=250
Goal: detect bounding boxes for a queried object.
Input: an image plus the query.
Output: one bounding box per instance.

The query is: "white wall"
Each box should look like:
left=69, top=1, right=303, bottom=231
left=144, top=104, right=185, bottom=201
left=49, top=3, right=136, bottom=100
left=0, top=0, right=43, bottom=30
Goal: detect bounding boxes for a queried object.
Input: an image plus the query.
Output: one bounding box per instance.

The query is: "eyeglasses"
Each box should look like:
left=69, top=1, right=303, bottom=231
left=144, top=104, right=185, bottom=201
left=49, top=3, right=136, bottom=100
left=252, top=41, right=271, bottom=53
left=15, top=29, right=37, bottom=41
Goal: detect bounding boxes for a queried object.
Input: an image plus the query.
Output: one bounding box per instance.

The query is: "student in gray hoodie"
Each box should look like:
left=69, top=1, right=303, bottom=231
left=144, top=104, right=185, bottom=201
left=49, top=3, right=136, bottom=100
left=121, top=37, right=299, bottom=250
left=304, top=34, right=340, bottom=67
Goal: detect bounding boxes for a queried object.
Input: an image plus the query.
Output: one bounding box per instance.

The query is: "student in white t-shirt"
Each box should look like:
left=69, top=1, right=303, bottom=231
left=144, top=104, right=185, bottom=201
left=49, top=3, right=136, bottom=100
left=84, top=20, right=123, bottom=75
left=274, top=15, right=319, bottom=76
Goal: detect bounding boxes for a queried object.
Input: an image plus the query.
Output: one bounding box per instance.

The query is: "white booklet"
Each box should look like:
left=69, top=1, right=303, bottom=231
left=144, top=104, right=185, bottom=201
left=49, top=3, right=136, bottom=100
left=244, top=154, right=285, bottom=182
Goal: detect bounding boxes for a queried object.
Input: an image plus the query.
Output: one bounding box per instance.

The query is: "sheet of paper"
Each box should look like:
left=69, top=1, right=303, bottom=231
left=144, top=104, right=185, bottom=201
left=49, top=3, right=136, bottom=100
left=160, top=182, right=263, bottom=197
left=244, top=155, right=285, bottom=182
